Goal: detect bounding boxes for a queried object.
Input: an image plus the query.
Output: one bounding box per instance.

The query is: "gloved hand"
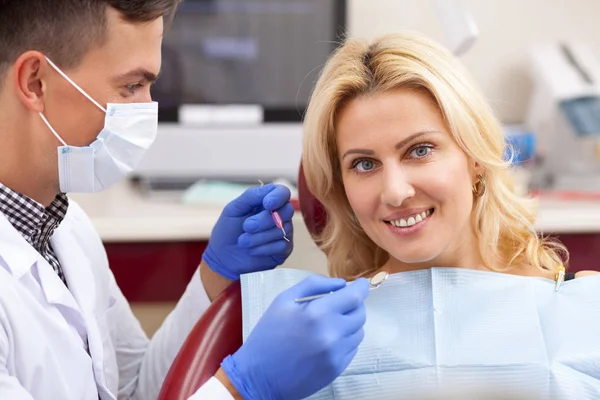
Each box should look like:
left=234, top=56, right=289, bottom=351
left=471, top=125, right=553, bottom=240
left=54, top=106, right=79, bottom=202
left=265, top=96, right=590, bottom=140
left=202, top=183, right=294, bottom=281
left=221, top=275, right=370, bottom=400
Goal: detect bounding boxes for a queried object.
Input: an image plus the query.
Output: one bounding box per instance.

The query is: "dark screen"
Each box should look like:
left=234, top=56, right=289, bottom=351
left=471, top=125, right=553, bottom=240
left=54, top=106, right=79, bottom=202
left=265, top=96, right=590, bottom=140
left=153, top=0, right=346, bottom=121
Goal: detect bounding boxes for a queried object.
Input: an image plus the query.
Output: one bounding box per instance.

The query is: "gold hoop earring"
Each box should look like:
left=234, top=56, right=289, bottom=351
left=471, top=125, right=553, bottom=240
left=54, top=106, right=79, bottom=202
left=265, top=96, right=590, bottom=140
left=472, top=174, right=486, bottom=197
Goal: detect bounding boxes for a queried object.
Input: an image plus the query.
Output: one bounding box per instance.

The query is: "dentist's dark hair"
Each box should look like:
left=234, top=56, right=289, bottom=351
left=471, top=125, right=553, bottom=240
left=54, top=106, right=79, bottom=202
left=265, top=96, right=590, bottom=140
left=0, top=0, right=182, bottom=87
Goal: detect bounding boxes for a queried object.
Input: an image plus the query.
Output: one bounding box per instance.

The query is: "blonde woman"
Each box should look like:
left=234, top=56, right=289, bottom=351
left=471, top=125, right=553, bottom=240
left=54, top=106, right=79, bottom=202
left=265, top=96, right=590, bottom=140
left=277, top=30, right=600, bottom=398
left=302, top=31, right=598, bottom=283
left=234, top=31, right=600, bottom=399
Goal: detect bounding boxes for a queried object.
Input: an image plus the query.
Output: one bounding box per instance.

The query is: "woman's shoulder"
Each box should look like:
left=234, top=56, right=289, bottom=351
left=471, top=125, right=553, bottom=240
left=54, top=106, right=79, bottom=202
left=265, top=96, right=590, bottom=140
left=574, top=270, right=600, bottom=278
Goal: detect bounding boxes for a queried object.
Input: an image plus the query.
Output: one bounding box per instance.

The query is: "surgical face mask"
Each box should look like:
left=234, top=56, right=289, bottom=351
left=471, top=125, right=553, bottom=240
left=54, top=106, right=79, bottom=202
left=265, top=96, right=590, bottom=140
left=241, top=268, right=600, bottom=399
left=39, top=57, right=158, bottom=193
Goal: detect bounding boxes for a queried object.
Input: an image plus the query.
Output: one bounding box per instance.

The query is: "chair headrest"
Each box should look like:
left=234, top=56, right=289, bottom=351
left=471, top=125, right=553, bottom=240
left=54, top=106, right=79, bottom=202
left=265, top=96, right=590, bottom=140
left=297, top=162, right=327, bottom=242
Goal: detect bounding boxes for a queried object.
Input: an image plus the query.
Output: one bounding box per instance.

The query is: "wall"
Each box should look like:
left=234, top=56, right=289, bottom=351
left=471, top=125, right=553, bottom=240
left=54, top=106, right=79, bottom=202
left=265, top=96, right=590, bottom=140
left=347, top=0, right=600, bottom=123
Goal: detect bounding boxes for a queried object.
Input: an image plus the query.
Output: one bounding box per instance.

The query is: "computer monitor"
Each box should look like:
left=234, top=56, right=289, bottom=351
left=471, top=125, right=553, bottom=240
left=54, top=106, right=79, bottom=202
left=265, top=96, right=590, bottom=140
left=153, top=0, right=347, bottom=122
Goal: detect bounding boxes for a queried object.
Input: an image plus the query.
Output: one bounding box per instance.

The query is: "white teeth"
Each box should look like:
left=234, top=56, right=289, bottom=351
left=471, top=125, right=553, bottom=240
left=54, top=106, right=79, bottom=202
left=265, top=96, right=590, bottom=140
left=389, top=209, right=432, bottom=228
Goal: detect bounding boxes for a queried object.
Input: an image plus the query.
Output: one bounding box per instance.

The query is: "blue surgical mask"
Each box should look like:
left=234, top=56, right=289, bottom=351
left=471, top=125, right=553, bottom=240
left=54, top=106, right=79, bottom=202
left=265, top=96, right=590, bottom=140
left=241, top=267, right=600, bottom=399
left=39, top=57, right=158, bottom=193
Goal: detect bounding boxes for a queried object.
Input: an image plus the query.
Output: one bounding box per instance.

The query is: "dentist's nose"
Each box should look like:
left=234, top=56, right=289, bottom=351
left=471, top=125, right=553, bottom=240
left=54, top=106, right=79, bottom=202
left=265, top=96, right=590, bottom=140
left=380, top=166, right=416, bottom=207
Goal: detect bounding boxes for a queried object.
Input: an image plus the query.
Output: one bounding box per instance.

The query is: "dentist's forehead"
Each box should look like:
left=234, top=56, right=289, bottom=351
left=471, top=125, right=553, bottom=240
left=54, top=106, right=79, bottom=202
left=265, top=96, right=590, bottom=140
left=76, top=8, right=163, bottom=81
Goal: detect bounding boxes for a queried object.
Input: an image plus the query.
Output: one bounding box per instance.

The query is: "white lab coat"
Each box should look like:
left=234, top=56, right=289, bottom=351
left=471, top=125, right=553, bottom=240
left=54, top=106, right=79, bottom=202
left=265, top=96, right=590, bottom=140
left=0, top=199, right=234, bottom=399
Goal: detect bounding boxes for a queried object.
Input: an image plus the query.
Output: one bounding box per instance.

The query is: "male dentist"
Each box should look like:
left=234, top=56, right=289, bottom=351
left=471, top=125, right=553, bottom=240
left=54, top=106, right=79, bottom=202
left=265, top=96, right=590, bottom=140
left=0, top=1, right=369, bottom=399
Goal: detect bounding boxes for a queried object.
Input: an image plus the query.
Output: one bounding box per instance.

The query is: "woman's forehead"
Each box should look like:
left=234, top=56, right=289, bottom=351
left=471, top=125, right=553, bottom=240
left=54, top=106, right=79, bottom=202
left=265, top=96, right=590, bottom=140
left=335, top=90, right=448, bottom=150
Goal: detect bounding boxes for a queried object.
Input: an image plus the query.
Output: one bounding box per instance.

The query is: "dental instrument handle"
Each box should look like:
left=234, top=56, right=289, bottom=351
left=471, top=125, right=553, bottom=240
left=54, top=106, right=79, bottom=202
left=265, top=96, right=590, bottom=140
left=295, top=287, right=371, bottom=303
left=258, top=179, right=290, bottom=242
left=294, top=292, right=334, bottom=303
left=294, top=271, right=389, bottom=303
left=272, top=210, right=290, bottom=242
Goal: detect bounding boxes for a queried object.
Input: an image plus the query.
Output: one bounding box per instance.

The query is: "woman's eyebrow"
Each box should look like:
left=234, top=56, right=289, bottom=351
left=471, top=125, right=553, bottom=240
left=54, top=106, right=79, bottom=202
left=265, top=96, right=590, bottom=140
left=341, top=130, right=441, bottom=160
left=394, top=131, right=441, bottom=150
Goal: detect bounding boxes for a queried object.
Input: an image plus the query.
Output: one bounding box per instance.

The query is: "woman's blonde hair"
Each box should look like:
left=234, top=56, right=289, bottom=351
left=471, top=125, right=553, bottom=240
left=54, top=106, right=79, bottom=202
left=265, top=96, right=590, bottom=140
left=302, top=31, right=567, bottom=280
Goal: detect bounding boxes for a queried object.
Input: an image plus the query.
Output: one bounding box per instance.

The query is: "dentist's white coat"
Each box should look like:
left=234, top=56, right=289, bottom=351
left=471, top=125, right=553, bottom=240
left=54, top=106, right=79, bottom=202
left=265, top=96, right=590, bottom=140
left=0, top=200, right=234, bottom=399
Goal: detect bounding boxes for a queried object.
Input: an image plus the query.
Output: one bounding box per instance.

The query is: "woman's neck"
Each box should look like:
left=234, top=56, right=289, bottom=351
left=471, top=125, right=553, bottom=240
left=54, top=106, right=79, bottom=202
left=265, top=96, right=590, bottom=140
left=380, top=231, right=486, bottom=274
left=375, top=250, right=553, bottom=280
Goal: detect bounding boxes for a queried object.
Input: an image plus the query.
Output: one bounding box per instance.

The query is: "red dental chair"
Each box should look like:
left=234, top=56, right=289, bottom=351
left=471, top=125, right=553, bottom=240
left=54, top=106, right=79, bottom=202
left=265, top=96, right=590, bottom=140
left=157, top=163, right=327, bottom=399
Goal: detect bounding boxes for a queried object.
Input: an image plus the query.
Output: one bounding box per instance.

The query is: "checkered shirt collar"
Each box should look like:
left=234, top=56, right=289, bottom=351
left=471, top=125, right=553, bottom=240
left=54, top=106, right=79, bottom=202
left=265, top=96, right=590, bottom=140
left=0, top=183, right=69, bottom=243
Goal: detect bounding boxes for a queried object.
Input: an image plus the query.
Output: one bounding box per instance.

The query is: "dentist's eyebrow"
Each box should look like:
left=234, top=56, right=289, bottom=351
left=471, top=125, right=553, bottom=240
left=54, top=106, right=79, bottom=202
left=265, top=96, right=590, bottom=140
left=113, top=68, right=160, bottom=83
left=341, top=130, right=441, bottom=160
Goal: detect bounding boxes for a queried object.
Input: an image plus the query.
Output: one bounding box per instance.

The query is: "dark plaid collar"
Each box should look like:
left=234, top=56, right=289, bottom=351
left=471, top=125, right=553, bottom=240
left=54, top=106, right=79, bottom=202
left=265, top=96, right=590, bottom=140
left=0, top=182, right=69, bottom=246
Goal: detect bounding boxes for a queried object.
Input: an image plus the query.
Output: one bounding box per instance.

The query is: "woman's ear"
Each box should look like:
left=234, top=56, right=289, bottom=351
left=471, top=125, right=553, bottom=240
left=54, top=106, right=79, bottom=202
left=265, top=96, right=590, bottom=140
left=471, top=161, right=485, bottom=184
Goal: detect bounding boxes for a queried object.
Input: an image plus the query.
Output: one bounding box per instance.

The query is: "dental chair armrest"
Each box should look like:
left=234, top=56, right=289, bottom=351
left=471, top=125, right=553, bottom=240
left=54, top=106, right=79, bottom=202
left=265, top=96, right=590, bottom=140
left=158, top=282, right=243, bottom=400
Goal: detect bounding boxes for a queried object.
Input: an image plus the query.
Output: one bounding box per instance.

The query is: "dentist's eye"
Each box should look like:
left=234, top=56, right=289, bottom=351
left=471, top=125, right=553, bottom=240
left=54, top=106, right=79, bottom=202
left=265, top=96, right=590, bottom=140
left=125, top=83, right=144, bottom=93
left=408, top=144, right=434, bottom=159
left=351, top=159, right=376, bottom=173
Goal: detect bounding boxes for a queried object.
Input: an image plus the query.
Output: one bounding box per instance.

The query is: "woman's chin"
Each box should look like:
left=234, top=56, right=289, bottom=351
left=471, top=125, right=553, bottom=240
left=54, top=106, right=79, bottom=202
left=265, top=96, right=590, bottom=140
left=386, top=250, right=438, bottom=268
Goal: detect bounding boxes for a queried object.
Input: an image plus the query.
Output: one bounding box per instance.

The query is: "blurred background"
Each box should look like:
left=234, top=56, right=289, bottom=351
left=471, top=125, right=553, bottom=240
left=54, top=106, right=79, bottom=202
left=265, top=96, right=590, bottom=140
left=69, top=0, right=600, bottom=336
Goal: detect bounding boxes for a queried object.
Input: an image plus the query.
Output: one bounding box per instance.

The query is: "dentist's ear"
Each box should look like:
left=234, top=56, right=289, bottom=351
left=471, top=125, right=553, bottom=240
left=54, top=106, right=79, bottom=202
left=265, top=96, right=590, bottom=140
left=13, top=50, right=48, bottom=113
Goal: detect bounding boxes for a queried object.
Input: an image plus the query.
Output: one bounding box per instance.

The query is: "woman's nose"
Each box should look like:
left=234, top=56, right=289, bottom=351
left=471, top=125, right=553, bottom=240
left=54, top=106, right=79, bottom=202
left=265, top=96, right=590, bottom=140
left=380, top=167, right=416, bottom=207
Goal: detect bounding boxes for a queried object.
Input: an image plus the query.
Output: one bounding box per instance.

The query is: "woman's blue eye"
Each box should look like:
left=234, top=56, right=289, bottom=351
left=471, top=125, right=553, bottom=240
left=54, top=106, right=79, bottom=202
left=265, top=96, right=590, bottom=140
left=410, top=145, right=433, bottom=159
left=353, top=159, right=375, bottom=172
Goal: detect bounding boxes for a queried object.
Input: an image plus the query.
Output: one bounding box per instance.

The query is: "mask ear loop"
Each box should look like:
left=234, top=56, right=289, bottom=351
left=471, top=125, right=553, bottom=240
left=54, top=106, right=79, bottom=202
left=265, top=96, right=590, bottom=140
left=39, top=112, right=67, bottom=146
left=44, top=57, right=107, bottom=114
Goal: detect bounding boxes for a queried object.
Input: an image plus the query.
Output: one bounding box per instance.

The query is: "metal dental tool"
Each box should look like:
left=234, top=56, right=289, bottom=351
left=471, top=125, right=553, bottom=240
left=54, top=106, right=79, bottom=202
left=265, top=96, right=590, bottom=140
left=258, top=179, right=290, bottom=242
left=294, top=271, right=390, bottom=303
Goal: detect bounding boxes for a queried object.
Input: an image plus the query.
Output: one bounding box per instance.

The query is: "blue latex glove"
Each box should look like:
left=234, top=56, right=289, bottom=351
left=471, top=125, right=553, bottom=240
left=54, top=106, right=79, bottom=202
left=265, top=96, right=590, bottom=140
left=202, top=183, right=294, bottom=281
left=221, top=275, right=370, bottom=400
